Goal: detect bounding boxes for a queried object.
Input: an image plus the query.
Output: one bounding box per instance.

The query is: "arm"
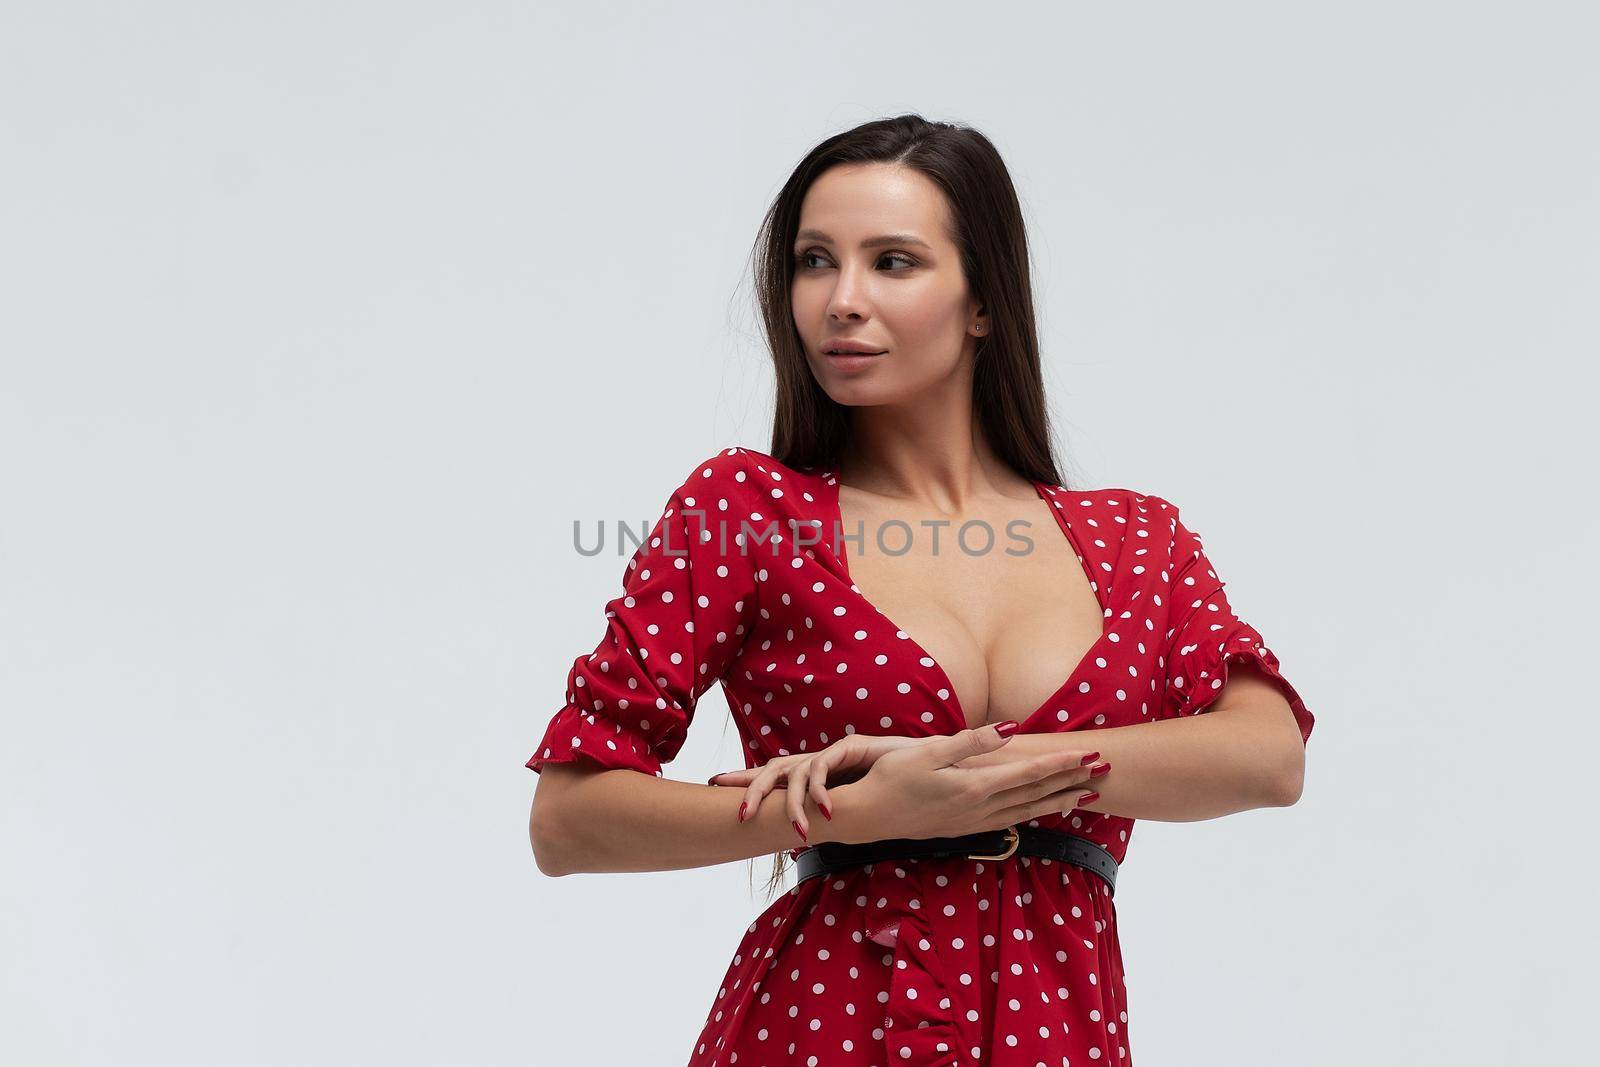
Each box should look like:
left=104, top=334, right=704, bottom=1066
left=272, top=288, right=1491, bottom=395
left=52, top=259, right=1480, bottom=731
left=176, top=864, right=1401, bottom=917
left=531, top=724, right=1100, bottom=874
left=529, top=764, right=870, bottom=877
left=954, top=660, right=1306, bottom=822
left=524, top=449, right=779, bottom=873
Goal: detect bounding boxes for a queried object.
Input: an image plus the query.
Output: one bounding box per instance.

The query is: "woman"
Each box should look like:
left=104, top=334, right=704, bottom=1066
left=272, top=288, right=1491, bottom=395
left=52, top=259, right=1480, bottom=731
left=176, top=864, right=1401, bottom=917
left=526, top=114, right=1315, bottom=1065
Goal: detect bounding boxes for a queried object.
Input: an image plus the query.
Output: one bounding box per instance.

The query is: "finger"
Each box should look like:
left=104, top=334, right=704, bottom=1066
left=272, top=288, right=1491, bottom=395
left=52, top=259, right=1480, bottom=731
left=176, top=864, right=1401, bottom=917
left=708, top=769, right=758, bottom=786
left=988, top=786, right=1100, bottom=827
left=785, top=761, right=815, bottom=841
left=804, top=756, right=834, bottom=821
left=970, top=749, right=1092, bottom=797
left=985, top=757, right=1104, bottom=809
left=740, top=763, right=787, bottom=822
left=822, top=738, right=875, bottom=777
left=923, top=722, right=1018, bottom=768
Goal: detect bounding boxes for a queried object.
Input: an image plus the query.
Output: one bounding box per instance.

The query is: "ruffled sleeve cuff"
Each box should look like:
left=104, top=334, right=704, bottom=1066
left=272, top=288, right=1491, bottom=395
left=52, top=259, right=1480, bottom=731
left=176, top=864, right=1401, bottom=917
left=1168, top=634, right=1315, bottom=745
left=525, top=703, right=666, bottom=777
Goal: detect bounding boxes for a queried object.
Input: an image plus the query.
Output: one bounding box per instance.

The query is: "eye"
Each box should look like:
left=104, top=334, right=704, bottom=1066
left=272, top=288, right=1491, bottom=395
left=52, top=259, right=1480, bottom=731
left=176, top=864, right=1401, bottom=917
left=792, top=250, right=918, bottom=271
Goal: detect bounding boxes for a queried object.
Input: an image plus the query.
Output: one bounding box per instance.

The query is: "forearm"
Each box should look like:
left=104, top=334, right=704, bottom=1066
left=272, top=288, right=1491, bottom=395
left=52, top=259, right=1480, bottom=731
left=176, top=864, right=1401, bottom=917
left=531, top=764, right=852, bottom=876
left=956, top=705, right=1303, bottom=823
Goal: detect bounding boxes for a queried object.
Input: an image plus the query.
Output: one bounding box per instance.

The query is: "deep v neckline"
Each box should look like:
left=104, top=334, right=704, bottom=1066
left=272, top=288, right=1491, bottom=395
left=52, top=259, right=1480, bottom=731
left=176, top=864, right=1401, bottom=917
left=821, top=472, right=1113, bottom=734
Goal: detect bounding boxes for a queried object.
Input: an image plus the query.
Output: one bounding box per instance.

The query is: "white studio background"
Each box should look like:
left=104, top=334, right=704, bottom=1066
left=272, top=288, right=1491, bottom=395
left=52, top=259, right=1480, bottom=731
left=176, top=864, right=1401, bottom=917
left=3, top=2, right=1596, bottom=1065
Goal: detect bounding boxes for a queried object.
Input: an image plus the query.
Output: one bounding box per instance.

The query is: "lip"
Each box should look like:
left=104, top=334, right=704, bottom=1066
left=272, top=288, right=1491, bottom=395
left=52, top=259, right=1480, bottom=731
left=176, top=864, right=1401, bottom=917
left=822, top=341, right=888, bottom=355
left=823, top=351, right=883, bottom=374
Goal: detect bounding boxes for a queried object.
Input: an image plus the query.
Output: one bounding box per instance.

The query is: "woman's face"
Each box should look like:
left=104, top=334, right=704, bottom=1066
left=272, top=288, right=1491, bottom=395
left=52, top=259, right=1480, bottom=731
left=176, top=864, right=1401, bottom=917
left=790, top=162, right=985, bottom=404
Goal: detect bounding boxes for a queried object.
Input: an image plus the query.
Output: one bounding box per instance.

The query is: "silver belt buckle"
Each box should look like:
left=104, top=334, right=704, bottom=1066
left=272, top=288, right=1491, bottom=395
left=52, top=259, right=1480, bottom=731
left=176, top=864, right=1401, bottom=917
left=966, top=825, right=1020, bottom=861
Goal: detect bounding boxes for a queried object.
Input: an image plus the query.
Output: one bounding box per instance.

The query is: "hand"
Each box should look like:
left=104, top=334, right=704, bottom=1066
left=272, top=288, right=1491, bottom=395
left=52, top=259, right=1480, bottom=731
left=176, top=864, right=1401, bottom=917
left=708, top=733, right=940, bottom=841
left=832, top=723, right=1105, bottom=845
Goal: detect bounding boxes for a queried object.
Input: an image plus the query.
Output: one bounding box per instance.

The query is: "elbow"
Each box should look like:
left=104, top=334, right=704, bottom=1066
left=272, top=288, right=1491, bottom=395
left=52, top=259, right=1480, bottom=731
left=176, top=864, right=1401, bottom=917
left=529, top=827, right=566, bottom=879
left=1267, top=746, right=1307, bottom=807
left=528, top=791, right=577, bottom=878
left=528, top=761, right=630, bottom=875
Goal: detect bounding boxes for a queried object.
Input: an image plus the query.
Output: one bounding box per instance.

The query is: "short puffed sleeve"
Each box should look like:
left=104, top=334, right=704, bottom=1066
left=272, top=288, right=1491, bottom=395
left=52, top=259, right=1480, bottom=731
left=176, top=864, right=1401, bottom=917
left=525, top=449, right=762, bottom=776
left=1153, top=497, right=1314, bottom=744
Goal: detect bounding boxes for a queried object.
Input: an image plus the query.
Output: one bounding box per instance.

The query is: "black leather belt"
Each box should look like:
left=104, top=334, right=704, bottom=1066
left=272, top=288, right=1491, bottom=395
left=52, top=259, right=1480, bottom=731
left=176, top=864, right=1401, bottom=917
left=794, top=825, right=1118, bottom=896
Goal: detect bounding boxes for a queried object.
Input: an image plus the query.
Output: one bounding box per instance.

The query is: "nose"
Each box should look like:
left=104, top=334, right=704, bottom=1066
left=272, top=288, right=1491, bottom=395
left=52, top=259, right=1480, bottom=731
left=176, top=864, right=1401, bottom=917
left=825, top=262, right=873, bottom=323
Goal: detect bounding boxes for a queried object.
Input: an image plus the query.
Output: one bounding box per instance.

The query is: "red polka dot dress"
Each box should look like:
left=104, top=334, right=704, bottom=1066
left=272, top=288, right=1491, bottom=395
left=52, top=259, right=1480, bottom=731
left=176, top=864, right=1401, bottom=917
left=526, top=446, right=1314, bottom=1066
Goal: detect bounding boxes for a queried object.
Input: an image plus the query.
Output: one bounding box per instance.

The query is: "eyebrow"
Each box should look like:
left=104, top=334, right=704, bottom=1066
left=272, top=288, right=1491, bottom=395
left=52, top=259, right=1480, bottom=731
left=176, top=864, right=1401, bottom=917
left=794, top=229, right=932, bottom=250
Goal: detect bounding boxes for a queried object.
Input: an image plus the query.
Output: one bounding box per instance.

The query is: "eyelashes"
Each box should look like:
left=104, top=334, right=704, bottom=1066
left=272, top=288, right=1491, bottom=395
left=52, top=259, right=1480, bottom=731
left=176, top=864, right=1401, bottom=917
left=793, top=251, right=917, bottom=271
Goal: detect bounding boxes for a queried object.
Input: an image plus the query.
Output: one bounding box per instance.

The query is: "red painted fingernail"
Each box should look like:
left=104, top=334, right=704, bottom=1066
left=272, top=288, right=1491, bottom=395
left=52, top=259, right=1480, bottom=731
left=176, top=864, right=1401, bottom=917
left=1089, top=762, right=1111, bottom=778
left=994, top=720, right=1020, bottom=738
left=737, top=801, right=747, bottom=823
left=1079, top=751, right=1101, bottom=766
left=1078, top=791, right=1099, bottom=805
left=792, top=819, right=808, bottom=842
left=708, top=775, right=721, bottom=784
left=821, top=803, right=833, bottom=821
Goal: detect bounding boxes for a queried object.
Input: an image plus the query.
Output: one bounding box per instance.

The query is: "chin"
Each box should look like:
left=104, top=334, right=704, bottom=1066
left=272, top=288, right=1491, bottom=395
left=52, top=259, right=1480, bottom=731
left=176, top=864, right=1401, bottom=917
left=823, top=381, right=916, bottom=409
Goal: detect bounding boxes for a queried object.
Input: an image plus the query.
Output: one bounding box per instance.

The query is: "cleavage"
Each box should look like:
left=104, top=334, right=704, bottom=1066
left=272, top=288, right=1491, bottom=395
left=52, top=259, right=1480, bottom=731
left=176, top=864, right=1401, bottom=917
left=839, top=493, right=1106, bottom=728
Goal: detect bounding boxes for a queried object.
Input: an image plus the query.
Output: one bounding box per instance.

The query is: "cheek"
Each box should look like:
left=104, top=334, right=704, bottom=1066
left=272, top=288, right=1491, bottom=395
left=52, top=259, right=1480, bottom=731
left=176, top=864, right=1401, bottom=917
left=791, top=278, right=826, bottom=323
left=885, top=277, right=959, bottom=321
left=879, top=287, right=967, bottom=350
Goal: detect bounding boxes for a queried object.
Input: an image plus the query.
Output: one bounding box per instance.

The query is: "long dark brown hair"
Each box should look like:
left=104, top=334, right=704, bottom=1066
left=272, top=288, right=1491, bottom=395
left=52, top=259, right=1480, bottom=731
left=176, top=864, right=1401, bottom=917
left=752, top=112, right=1064, bottom=486
left=743, top=114, right=1071, bottom=903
